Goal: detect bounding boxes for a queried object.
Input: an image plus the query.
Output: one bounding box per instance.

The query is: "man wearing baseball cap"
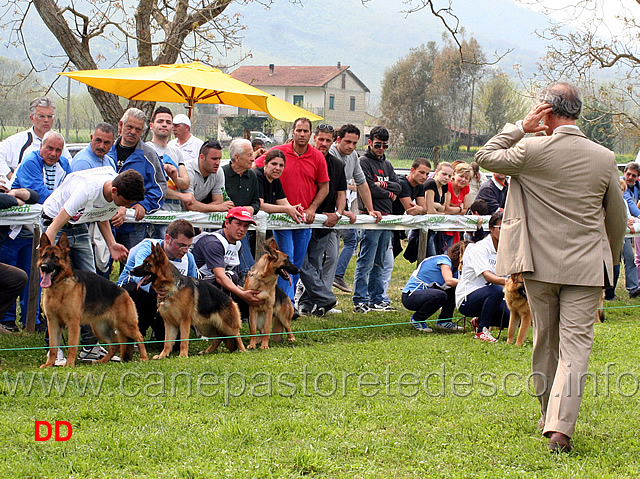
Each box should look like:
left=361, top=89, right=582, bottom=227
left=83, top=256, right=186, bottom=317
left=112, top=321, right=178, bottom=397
left=168, top=114, right=204, bottom=163
left=191, top=206, right=262, bottom=307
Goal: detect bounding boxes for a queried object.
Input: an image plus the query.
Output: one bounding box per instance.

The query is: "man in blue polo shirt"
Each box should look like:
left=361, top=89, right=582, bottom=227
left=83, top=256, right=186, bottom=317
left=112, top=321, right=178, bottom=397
left=71, top=123, right=117, bottom=172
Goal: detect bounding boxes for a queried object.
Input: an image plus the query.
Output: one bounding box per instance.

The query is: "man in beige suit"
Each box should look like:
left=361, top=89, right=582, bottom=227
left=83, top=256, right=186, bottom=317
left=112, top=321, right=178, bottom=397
left=476, top=82, right=626, bottom=453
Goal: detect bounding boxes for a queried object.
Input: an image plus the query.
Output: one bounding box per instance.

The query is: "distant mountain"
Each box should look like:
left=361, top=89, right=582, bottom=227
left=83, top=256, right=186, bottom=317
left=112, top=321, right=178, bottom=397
left=226, top=0, right=553, bottom=105
left=0, top=0, right=553, bottom=107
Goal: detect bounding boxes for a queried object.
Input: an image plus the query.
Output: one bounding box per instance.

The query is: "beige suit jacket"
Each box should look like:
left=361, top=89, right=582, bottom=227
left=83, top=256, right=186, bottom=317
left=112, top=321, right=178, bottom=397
left=476, top=124, right=626, bottom=287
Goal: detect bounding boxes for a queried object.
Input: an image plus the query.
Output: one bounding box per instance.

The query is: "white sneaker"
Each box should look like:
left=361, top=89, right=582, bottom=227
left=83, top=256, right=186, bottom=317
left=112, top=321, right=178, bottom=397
left=326, top=308, right=342, bottom=314
left=46, top=348, right=67, bottom=367
left=293, top=280, right=305, bottom=308
left=474, top=327, right=498, bottom=343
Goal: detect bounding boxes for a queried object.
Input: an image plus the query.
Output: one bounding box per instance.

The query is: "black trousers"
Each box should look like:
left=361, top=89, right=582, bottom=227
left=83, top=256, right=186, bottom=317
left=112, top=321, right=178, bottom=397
left=0, top=263, right=28, bottom=321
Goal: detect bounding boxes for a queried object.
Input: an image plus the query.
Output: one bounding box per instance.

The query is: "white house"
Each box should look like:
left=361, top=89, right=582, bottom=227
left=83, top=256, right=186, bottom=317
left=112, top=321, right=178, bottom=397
left=229, top=63, right=370, bottom=140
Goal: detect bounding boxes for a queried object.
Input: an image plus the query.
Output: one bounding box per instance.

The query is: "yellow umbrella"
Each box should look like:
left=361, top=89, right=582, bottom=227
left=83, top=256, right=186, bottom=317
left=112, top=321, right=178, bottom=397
left=59, top=61, right=322, bottom=121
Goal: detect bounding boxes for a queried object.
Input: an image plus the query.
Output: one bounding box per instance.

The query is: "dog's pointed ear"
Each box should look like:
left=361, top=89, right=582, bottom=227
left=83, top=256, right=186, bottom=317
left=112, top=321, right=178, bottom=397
left=153, top=242, right=167, bottom=259
left=39, top=233, right=51, bottom=249
left=57, top=232, right=70, bottom=253
left=264, top=237, right=279, bottom=257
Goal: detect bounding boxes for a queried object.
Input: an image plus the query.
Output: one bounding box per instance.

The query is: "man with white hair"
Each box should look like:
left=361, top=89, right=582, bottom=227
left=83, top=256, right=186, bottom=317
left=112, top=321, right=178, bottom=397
left=0, top=96, right=70, bottom=178
left=168, top=114, right=204, bottom=163
left=222, top=138, right=260, bottom=276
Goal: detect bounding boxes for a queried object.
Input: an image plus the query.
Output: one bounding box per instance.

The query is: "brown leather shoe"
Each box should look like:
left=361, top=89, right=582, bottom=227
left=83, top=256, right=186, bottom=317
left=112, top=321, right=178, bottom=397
left=548, top=432, right=573, bottom=453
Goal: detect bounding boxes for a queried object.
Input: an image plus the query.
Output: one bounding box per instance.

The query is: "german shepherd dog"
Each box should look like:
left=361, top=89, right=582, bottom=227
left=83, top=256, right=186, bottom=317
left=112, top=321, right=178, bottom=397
left=131, top=243, right=245, bottom=359
left=245, top=238, right=299, bottom=350
left=504, top=273, right=532, bottom=346
left=38, top=233, right=148, bottom=367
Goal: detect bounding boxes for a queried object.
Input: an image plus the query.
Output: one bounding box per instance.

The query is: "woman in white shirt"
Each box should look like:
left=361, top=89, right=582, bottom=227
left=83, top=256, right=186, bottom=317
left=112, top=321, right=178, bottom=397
left=455, top=211, right=510, bottom=342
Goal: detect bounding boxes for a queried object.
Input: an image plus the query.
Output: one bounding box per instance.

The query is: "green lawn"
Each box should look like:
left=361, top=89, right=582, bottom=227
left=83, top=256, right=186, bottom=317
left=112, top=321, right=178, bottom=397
left=1, top=255, right=639, bottom=477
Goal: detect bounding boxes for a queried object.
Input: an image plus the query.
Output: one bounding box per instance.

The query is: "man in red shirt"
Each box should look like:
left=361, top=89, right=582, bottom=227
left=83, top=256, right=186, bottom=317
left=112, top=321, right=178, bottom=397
left=260, top=118, right=330, bottom=303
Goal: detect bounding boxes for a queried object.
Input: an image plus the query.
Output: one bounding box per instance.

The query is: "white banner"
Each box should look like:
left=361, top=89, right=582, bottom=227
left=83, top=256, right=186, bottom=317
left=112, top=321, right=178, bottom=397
left=2, top=206, right=637, bottom=236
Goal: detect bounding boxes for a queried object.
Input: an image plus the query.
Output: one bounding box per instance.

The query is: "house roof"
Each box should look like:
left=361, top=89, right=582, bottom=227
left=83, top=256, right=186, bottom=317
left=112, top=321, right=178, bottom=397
left=230, top=65, right=370, bottom=92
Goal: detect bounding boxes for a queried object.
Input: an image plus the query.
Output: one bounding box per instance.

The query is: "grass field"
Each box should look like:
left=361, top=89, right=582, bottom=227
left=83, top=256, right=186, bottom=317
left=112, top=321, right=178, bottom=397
left=1, top=255, right=639, bottom=478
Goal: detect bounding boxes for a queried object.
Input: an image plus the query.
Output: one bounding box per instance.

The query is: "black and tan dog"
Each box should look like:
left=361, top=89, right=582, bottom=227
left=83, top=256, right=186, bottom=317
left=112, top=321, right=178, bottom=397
left=38, top=233, right=148, bottom=367
left=132, top=243, right=245, bottom=358
left=245, top=238, right=299, bottom=350
left=504, top=273, right=532, bottom=346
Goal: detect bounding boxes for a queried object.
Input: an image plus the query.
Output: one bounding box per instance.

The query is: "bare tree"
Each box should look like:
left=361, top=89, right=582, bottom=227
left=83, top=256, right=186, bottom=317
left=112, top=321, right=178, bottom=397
left=521, top=0, right=640, bottom=134
left=0, top=0, right=255, bottom=125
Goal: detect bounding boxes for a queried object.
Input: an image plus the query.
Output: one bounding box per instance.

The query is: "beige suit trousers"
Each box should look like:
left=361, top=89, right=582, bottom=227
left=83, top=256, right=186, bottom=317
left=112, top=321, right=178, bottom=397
left=524, top=278, right=601, bottom=438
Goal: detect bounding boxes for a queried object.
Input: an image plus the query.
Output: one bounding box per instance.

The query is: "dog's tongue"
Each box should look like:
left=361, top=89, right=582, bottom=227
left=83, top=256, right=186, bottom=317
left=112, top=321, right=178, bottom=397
left=40, top=271, right=52, bottom=288
left=136, top=276, right=150, bottom=290
left=284, top=271, right=292, bottom=287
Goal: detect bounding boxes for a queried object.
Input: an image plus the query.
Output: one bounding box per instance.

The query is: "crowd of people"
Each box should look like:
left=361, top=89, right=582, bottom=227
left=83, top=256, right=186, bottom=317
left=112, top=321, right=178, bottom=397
left=0, top=81, right=630, bottom=452
left=0, top=97, right=514, bottom=347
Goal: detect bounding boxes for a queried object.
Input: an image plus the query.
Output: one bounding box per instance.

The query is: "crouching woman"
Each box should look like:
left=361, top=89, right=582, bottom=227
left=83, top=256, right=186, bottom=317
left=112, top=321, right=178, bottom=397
left=455, top=211, right=510, bottom=342
left=402, top=241, right=466, bottom=333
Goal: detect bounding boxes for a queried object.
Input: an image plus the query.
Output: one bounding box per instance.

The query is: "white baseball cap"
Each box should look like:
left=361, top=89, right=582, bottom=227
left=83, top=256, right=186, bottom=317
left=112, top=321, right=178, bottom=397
left=173, top=114, right=191, bottom=127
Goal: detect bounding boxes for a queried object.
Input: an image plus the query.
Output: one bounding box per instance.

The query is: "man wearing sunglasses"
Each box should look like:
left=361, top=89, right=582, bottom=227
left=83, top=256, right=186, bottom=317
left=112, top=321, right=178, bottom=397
left=117, top=219, right=197, bottom=340
left=353, top=126, right=401, bottom=314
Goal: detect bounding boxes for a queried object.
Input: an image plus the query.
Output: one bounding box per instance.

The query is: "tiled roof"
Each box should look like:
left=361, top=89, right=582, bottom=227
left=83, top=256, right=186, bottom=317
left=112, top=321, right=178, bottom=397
left=230, top=65, right=350, bottom=88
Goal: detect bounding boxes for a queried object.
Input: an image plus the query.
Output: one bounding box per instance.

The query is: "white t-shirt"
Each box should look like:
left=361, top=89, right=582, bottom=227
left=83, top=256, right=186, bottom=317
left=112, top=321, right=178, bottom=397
left=43, top=166, right=118, bottom=223
left=147, top=141, right=186, bottom=211
left=169, top=135, right=204, bottom=163
left=455, top=234, right=499, bottom=308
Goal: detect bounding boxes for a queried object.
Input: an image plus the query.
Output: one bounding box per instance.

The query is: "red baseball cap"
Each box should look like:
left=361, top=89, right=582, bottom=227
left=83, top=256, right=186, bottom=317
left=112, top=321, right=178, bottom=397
left=226, top=206, right=256, bottom=225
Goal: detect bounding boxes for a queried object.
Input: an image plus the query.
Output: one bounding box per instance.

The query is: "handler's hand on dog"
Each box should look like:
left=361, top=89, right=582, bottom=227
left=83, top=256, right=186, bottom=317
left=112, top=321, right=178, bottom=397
left=109, top=243, right=129, bottom=262
left=242, top=289, right=264, bottom=306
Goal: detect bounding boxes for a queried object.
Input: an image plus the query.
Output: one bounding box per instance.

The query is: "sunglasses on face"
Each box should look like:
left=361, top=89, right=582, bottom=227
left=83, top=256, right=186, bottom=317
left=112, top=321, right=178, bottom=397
left=373, top=142, right=389, bottom=149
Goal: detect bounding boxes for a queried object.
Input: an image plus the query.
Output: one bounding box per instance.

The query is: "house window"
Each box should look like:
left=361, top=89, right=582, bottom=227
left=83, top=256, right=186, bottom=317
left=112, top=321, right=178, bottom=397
left=329, top=95, right=335, bottom=110
left=349, top=96, right=356, bottom=111
left=341, top=74, right=346, bottom=89
left=293, top=95, right=304, bottom=106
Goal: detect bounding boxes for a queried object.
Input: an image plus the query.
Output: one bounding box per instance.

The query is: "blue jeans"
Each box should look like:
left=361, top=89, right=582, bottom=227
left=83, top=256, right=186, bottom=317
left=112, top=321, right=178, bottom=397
left=0, top=233, right=42, bottom=325
left=239, top=234, right=255, bottom=278
left=335, top=229, right=358, bottom=279
left=274, top=228, right=312, bottom=303
left=56, top=224, right=96, bottom=273
left=623, top=238, right=638, bottom=293
left=115, top=224, right=148, bottom=252
left=458, top=284, right=510, bottom=332
left=382, top=241, right=393, bottom=303
left=353, top=229, right=393, bottom=306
